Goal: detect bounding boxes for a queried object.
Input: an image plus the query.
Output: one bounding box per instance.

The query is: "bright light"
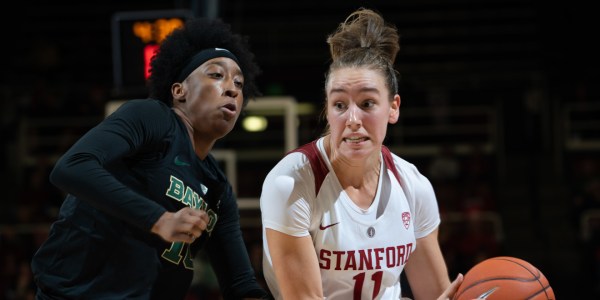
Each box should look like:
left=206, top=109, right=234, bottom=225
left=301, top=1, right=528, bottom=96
left=242, top=116, right=268, bottom=132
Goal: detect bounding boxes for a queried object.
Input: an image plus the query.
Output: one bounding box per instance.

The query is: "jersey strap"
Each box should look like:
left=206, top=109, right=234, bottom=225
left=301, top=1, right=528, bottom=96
left=290, top=141, right=329, bottom=194
left=381, top=145, right=401, bottom=183
left=289, top=141, right=401, bottom=195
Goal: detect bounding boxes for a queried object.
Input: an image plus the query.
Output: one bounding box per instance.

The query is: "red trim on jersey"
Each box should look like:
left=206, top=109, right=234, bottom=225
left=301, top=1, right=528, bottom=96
left=381, top=145, right=401, bottom=183
left=290, top=141, right=329, bottom=194
left=289, top=141, right=401, bottom=195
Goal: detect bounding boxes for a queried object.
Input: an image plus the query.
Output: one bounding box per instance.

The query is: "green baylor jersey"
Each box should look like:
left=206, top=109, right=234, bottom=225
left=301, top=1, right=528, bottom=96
left=32, top=99, right=266, bottom=299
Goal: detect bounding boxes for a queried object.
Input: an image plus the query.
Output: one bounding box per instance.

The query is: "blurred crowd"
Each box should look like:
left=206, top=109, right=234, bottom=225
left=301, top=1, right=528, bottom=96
left=1, top=76, right=599, bottom=299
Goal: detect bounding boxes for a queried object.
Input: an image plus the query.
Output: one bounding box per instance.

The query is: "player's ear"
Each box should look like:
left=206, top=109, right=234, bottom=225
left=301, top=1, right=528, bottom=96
left=172, top=82, right=186, bottom=103
left=388, top=94, right=400, bottom=124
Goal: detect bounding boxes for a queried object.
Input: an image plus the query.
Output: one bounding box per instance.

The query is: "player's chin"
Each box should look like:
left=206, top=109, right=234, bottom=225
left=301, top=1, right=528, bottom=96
left=342, top=141, right=375, bottom=154
left=214, top=122, right=236, bottom=138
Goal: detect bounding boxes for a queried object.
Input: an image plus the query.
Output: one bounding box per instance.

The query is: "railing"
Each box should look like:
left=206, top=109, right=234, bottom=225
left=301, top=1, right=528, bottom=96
left=15, top=98, right=499, bottom=200
left=17, top=101, right=499, bottom=161
left=390, top=105, right=498, bottom=152
left=17, top=117, right=103, bottom=166
left=390, top=105, right=498, bottom=156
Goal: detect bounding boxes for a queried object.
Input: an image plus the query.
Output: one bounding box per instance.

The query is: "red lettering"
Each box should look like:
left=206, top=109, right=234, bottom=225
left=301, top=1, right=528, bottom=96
left=386, top=247, right=396, bottom=268
left=397, top=245, right=405, bottom=266
left=358, top=249, right=373, bottom=270
left=373, top=248, right=384, bottom=269
left=344, top=250, right=357, bottom=270
left=319, top=249, right=331, bottom=269
left=318, top=243, right=414, bottom=271
left=332, top=251, right=344, bottom=270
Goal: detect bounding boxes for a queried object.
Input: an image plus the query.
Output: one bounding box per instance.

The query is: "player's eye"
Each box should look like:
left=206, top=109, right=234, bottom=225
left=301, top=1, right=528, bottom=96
left=361, top=100, right=375, bottom=109
left=334, top=102, right=347, bottom=110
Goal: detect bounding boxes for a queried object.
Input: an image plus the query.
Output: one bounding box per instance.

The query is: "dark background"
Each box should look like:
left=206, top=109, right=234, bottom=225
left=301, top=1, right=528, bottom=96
left=1, top=0, right=599, bottom=299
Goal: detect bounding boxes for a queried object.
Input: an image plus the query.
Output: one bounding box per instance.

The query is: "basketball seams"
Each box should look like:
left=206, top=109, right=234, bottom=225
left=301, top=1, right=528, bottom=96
left=494, top=257, right=554, bottom=299
left=465, top=276, right=543, bottom=286
left=453, top=256, right=554, bottom=300
left=456, top=277, right=544, bottom=299
left=525, top=285, right=554, bottom=300
left=491, top=257, right=541, bottom=279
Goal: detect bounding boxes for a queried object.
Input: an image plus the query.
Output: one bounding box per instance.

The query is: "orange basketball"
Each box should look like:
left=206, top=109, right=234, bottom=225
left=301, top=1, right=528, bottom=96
left=452, top=256, right=555, bottom=300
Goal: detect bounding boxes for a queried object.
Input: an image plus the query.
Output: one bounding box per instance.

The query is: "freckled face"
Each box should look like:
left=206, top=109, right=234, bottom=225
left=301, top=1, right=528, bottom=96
left=326, top=67, right=400, bottom=160
left=173, top=57, right=244, bottom=140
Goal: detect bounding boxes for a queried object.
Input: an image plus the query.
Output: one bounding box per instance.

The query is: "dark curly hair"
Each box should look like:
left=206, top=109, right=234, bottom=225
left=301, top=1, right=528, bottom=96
left=147, top=18, right=261, bottom=107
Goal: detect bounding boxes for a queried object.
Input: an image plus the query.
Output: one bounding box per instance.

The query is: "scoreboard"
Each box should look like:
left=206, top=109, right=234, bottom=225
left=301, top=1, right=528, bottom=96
left=111, top=9, right=194, bottom=97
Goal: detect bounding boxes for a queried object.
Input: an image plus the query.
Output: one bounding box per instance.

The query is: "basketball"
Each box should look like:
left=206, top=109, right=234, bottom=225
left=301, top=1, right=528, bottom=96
left=452, top=256, right=555, bottom=300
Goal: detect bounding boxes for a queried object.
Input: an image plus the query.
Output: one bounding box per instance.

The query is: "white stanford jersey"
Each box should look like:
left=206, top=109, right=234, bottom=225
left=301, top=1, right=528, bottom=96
left=261, top=137, right=441, bottom=300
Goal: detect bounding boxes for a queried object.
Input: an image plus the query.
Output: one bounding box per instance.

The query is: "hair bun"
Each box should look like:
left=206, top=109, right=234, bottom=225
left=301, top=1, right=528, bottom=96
left=327, top=7, right=400, bottom=64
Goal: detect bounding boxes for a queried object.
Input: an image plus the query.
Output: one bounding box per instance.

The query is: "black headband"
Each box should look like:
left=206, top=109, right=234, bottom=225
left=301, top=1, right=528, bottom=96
left=176, top=48, right=240, bottom=82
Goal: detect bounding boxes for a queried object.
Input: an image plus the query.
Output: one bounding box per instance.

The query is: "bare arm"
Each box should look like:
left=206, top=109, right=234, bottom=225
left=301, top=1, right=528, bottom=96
left=266, top=228, right=323, bottom=300
left=404, top=227, right=451, bottom=300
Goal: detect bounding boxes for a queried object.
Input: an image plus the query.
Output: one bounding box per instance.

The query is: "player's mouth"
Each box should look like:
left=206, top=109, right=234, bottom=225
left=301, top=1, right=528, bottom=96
left=221, top=103, right=237, bottom=119
left=344, top=136, right=368, bottom=143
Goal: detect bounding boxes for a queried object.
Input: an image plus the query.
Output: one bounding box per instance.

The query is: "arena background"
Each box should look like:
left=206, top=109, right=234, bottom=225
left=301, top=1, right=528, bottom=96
left=1, top=0, right=598, bottom=298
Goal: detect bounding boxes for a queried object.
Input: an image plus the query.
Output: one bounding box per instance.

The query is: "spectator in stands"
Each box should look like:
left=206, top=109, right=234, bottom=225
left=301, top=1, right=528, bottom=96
left=30, top=18, right=269, bottom=300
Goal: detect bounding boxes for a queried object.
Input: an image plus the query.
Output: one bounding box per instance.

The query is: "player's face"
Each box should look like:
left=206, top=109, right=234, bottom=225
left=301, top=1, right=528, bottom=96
left=325, top=67, right=400, bottom=160
left=174, top=57, right=244, bottom=140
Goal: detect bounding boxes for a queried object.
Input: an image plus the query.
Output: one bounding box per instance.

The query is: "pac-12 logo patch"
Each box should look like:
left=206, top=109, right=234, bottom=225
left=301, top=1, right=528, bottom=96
left=402, top=212, right=411, bottom=229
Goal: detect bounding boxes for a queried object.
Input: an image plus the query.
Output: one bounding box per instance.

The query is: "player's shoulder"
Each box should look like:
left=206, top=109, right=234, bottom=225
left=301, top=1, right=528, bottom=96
left=110, top=99, right=171, bottom=118
left=263, top=145, right=319, bottom=189
left=103, top=99, right=176, bottom=139
left=271, top=150, right=313, bottom=176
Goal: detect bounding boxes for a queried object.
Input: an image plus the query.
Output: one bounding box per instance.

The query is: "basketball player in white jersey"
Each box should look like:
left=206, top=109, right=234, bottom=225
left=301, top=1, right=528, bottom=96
left=260, top=8, right=464, bottom=300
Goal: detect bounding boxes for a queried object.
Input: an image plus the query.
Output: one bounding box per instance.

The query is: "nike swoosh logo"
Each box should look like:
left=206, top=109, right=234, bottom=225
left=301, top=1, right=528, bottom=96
left=477, top=286, right=499, bottom=299
left=319, top=222, right=339, bottom=230
left=174, top=156, right=191, bottom=166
